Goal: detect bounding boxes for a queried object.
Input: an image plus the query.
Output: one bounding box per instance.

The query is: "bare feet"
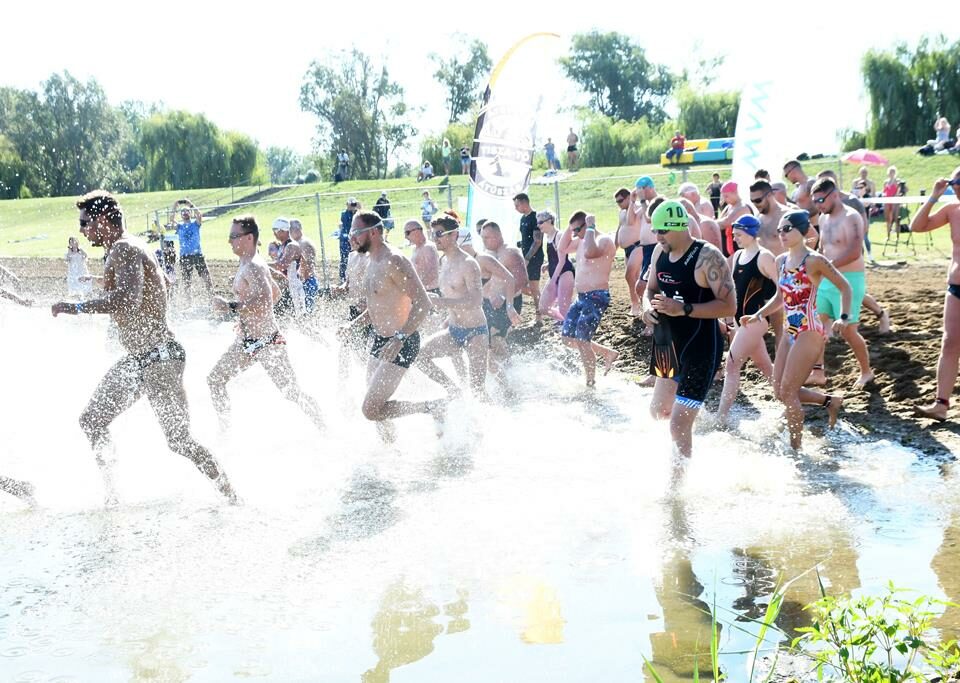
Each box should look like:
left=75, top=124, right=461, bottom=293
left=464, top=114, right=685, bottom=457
left=827, top=394, right=844, bottom=429
left=877, top=309, right=892, bottom=335
left=598, top=348, right=620, bottom=375
left=629, top=303, right=641, bottom=317
left=806, top=367, right=827, bottom=387
left=913, top=402, right=948, bottom=423
left=853, top=372, right=875, bottom=390
left=212, top=471, right=239, bottom=505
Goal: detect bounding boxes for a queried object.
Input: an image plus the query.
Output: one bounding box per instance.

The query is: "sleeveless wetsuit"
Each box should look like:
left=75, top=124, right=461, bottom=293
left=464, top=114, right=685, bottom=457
left=650, top=239, right=724, bottom=408
left=778, top=253, right=824, bottom=344
left=733, top=249, right=776, bottom=321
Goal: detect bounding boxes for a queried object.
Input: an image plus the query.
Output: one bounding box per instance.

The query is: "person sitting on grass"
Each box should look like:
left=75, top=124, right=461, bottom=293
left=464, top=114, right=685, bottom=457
left=417, top=160, right=434, bottom=182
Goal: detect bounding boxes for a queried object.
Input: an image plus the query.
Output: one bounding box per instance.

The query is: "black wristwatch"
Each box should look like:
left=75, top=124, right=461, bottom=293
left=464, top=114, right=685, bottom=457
left=228, top=301, right=238, bottom=313
left=683, top=302, right=694, bottom=317
left=840, top=313, right=849, bottom=321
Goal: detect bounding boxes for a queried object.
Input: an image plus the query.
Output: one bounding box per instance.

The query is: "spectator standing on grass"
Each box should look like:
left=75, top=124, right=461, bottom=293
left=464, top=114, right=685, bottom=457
left=441, top=138, right=452, bottom=175
left=665, top=131, right=686, bottom=164
left=566, top=128, right=579, bottom=170
left=882, top=166, right=902, bottom=239
left=374, top=191, right=393, bottom=232
left=514, top=192, right=543, bottom=320
left=460, top=146, right=471, bottom=174
left=339, top=198, right=360, bottom=282
left=65, top=236, right=92, bottom=300
left=170, top=198, right=212, bottom=301
left=706, top=173, right=723, bottom=217
left=544, top=138, right=559, bottom=171
left=421, top=191, right=438, bottom=227
left=336, top=149, right=350, bottom=181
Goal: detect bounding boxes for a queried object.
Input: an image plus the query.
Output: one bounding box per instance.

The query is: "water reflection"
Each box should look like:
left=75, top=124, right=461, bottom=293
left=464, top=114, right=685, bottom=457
left=361, top=580, right=462, bottom=683
left=932, top=511, right=960, bottom=640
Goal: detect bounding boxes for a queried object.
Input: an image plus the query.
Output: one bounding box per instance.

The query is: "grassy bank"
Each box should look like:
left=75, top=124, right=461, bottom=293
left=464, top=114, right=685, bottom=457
left=1, top=148, right=957, bottom=261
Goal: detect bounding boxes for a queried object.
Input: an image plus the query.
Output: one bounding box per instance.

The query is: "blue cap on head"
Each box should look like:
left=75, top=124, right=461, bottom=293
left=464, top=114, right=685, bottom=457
left=732, top=214, right=761, bottom=237
left=635, top=176, right=655, bottom=189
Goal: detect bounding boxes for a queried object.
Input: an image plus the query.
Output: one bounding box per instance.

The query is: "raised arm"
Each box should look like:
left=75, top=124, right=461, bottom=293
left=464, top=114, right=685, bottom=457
left=911, top=179, right=955, bottom=233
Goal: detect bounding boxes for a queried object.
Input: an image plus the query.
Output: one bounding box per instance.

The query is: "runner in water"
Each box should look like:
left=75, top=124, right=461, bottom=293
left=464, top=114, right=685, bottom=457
left=415, top=214, right=489, bottom=396
left=288, top=219, right=319, bottom=313
left=338, top=211, right=444, bottom=427
left=559, top=211, right=619, bottom=387
left=537, top=210, right=575, bottom=322
left=475, top=221, right=522, bottom=385
left=271, top=218, right=306, bottom=317
left=641, top=200, right=736, bottom=458
left=742, top=210, right=849, bottom=449
left=207, top=215, right=325, bottom=432
left=716, top=215, right=778, bottom=424
left=51, top=190, right=236, bottom=504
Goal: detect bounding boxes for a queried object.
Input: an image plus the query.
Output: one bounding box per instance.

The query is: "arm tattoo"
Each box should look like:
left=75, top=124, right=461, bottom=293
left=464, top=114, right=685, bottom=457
left=702, top=248, right=734, bottom=300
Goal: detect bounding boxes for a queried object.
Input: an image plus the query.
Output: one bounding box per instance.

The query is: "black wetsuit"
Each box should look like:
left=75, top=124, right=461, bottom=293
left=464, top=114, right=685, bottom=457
left=732, top=249, right=776, bottom=320
left=650, top=239, right=724, bottom=407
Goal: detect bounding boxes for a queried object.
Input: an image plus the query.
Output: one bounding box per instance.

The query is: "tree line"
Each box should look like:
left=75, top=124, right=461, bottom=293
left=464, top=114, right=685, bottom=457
left=0, top=72, right=266, bottom=199
left=1, top=34, right=953, bottom=199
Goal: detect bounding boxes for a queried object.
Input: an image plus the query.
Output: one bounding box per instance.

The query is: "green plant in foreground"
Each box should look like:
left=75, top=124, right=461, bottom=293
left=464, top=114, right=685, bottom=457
left=793, top=581, right=960, bottom=682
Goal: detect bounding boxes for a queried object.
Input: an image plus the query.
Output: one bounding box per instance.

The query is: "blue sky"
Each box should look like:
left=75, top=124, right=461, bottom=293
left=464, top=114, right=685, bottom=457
left=3, top=0, right=936, bottom=161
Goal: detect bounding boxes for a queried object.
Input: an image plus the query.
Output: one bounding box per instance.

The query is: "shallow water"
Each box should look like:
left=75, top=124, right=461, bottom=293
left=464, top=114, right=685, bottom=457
left=1, top=303, right=958, bottom=682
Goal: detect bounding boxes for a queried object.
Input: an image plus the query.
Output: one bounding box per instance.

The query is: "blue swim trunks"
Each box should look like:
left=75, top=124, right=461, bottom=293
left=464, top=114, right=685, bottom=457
left=561, top=289, right=611, bottom=342
left=303, top=276, right=318, bottom=312
left=449, top=324, right=488, bottom=348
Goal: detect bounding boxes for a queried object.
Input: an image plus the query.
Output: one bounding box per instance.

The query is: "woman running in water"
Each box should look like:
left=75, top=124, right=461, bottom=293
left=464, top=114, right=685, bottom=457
left=716, top=215, right=777, bottom=424
left=536, top=210, right=575, bottom=321
left=742, top=210, right=851, bottom=449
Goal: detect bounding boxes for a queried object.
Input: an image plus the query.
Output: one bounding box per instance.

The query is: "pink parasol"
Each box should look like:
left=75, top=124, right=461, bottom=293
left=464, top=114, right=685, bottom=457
left=842, top=148, right=889, bottom=166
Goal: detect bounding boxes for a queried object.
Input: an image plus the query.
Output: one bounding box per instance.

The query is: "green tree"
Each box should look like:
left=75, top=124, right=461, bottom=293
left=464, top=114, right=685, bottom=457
left=300, top=48, right=416, bottom=179
left=559, top=32, right=674, bottom=124
left=420, top=122, right=473, bottom=175
left=676, top=87, right=740, bottom=138
left=578, top=112, right=673, bottom=167
left=0, top=134, right=28, bottom=199
left=139, top=110, right=230, bottom=190
left=265, top=146, right=301, bottom=184
left=429, top=37, right=492, bottom=123
left=222, top=130, right=261, bottom=185
left=862, top=36, right=960, bottom=147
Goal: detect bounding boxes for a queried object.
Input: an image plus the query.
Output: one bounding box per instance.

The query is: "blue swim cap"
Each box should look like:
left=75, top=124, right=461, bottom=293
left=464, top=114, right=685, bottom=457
left=635, top=176, right=655, bottom=189
left=732, top=214, right=761, bottom=237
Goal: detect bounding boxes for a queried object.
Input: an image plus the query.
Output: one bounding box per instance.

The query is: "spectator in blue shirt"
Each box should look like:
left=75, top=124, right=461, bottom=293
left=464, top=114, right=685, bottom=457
left=170, top=198, right=212, bottom=299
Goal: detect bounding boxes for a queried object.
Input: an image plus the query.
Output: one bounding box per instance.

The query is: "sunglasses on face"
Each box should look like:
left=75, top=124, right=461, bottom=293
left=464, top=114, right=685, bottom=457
left=777, top=225, right=799, bottom=234
left=351, top=223, right=381, bottom=238
left=655, top=229, right=671, bottom=235
left=79, top=218, right=90, bottom=228
left=228, top=232, right=247, bottom=241
left=751, top=191, right=771, bottom=205
left=432, top=228, right=458, bottom=240
left=949, top=178, right=960, bottom=186
left=404, top=227, right=422, bottom=236
left=615, top=196, right=628, bottom=204
left=813, top=188, right=835, bottom=204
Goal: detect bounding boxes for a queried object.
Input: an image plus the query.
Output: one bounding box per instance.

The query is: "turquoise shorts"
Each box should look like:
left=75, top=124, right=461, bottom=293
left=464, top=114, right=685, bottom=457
left=816, top=270, right=865, bottom=323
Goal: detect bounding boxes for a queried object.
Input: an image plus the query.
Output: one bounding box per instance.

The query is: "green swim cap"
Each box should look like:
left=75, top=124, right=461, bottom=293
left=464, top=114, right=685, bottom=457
left=651, top=200, right=689, bottom=232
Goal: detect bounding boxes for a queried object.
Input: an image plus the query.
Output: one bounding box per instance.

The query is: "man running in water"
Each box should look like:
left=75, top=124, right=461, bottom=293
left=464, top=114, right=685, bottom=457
left=207, top=215, right=325, bottom=432
left=338, top=211, right=443, bottom=425
left=641, top=200, right=737, bottom=458
left=288, top=219, right=319, bottom=313
left=910, top=167, right=960, bottom=421
left=51, top=190, right=236, bottom=504
left=271, top=218, right=306, bottom=317
left=416, top=214, right=489, bottom=396
left=560, top=211, right=620, bottom=386
left=406, top=219, right=440, bottom=294
left=476, top=221, right=522, bottom=383
left=808, top=177, right=875, bottom=390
